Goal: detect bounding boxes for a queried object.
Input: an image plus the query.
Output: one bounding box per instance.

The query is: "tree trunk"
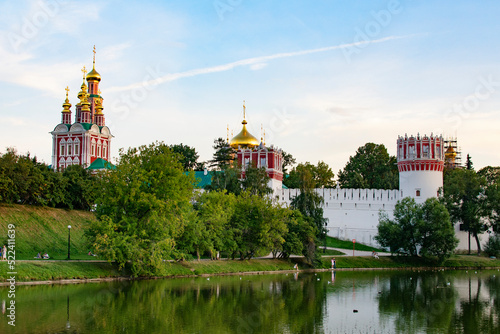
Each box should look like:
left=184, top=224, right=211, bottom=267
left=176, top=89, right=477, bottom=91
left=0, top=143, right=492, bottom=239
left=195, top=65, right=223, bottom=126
left=196, top=249, right=200, bottom=261
left=474, top=232, right=481, bottom=255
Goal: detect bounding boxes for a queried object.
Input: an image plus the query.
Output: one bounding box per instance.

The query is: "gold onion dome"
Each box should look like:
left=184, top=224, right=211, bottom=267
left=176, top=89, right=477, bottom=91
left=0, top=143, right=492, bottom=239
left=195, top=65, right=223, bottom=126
left=62, top=86, right=71, bottom=112
left=86, top=67, right=101, bottom=82
left=86, top=45, right=101, bottom=82
left=445, top=146, right=457, bottom=158
left=229, top=120, right=260, bottom=149
left=229, top=102, right=259, bottom=149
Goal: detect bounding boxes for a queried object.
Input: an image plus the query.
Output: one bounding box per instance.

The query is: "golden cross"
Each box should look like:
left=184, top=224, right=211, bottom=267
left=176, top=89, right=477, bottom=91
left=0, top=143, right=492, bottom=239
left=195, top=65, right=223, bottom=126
left=243, top=100, right=246, bottom=119
left=93, top=45, right=96, bottom=64
left=65, top=86, right=70, bottom=97
left=81, top=66, right=87, bottom=79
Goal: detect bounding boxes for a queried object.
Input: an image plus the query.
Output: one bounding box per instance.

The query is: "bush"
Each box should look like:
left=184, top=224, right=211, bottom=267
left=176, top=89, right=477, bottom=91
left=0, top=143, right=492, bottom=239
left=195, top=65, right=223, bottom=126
left=484, top=234, right=500, bottom=257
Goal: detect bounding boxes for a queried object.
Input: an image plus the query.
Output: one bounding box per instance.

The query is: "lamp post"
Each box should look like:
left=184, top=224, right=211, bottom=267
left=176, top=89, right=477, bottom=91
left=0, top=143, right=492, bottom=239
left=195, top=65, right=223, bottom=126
left=67, top=225, right=72, bottom=260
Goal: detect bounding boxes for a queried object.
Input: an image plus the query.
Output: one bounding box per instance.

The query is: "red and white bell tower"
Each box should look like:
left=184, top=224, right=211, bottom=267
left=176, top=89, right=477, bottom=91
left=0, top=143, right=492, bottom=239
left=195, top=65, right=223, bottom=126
left=51, top=47, right=113, bottom=170
left=397, top=133, right=445, bottom=203
left=229, top=103, right=284, bottom=192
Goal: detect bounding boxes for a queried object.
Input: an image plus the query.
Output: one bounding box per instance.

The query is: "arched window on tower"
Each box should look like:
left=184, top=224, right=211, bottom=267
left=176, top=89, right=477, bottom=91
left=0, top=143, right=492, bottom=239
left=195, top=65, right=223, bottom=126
left=97, top=142, right=102, bottom=158
left=103, top=142, right=108, bottom=160
left=60, top=139, right=66, bottom=156
left=74, top=138, right=80, bottom=156
left=91, top=139, right=96, bottom=156
left=67, top=139, right=73, bottom=156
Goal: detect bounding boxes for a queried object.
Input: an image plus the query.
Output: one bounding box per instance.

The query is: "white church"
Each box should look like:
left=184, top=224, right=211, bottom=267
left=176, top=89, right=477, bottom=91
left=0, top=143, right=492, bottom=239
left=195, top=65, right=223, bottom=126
left=224, top=109, right=484, bottom=252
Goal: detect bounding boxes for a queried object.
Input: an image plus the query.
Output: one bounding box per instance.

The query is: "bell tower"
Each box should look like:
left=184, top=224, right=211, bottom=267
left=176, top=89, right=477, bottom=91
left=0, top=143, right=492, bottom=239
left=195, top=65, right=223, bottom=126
left=397, top=133, right=445, bottom=203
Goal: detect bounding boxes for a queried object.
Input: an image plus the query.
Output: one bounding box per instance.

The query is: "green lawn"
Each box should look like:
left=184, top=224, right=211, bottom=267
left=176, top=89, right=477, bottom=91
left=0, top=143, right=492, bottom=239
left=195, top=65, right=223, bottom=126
left=0, top=204, right=98, bottom=260
left=325, top=236, right=384, bottom=252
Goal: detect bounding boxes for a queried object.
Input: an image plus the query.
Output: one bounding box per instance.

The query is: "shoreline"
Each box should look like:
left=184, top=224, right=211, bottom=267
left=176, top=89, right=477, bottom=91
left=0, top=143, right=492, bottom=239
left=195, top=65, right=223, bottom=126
left=2, top=264, right=500, bottom=287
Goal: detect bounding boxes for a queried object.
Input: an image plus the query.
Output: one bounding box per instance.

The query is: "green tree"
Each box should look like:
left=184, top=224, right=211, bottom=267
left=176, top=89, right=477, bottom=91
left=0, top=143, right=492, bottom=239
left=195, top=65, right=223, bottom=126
left=376, top=197, right=458, bottom=262
left=337, top=143, right=398, bottom=189
left=281, top=150, right=296, bottom=174
left=229, top=191, right=288, bottom=260
left=61, top=164, right=97, bottom=210
left=284, top=161, right=335, bottom=189
left=478, top=166, right=500, bottom=233
left=179, top=190, right=236, bottom=260
left=209, top=137, right=235, bottom=170
left=169, top=143, right=201, bottom=171
left=278, top=209, right=317, bottom=259
left=289, top=164, right=326, bottom=264
left=86, top=142, right=195, bottom=275
left=441, top=167, right=487, bottom=254
left=241, top=162, right=272, bottom=196
left=207, top=161, right=272, bottom=196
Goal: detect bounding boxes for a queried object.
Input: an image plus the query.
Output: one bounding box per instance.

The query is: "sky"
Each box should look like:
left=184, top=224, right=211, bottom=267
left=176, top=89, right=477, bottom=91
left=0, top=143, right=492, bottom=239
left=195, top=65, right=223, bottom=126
left=1, top=0, right=499, bottom=173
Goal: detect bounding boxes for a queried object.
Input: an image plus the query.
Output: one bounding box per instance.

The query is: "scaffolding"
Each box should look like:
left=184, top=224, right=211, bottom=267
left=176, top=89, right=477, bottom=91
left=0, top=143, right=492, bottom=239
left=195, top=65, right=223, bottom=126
left=444, top=137, right=462, bottom=169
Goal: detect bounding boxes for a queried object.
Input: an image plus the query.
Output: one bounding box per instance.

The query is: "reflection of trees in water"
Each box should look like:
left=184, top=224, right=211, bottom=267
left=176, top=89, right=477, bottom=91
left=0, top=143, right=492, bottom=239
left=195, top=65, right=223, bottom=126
left=81, top=274, right=327, bottom=333
left=450, top=273, right=500, bottom=333
left=378, top=271, right=457, bottom=333
left=1, top=274, right=326, bottom=333
left=377, top=271, right=500, bottom=333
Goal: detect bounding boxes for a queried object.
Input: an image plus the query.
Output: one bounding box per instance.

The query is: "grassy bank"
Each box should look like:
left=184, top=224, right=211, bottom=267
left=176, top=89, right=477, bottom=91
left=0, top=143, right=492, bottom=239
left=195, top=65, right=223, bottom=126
left=0, top=204, right=97, bottom=260
left=318, top=254, right=500, bottom=269
left=325, top=236, right=383, bottom=252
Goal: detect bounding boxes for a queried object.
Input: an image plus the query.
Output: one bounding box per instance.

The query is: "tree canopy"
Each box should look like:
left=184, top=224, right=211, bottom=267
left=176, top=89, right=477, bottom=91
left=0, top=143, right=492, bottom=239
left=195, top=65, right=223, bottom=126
left=288, top=163, right=326, bottom=264
left=284, top=161, right=335, bottom=189
left=86, top=142, right=195, bottom=275
left=169, top=143, right=202, bottom=171
left=207, top=161, right=272, bottom=196
left=281, top=150, right=296, bottom=175
left=337, top=143, right=398, bottom=189
left=376, top=197, right=458, bottom=262
left=209, top=137, right=235, bottom=170
left=0, top=147, right=98, bottom=209
left=441, top=167, right=488, bottom=254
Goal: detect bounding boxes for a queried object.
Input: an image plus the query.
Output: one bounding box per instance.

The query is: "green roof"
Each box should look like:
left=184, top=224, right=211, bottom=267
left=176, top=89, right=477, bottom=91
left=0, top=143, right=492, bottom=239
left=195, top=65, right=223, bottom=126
left=193, top=171, right=213, bottom=189
left=80, top=123, right=93, bottom=130
left=87, top=158, right=115, bottom=170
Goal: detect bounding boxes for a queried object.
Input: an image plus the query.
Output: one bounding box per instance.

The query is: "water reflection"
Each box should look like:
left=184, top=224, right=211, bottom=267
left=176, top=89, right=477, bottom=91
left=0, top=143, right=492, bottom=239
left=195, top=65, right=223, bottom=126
left=0, top=270, right=498, bottom=333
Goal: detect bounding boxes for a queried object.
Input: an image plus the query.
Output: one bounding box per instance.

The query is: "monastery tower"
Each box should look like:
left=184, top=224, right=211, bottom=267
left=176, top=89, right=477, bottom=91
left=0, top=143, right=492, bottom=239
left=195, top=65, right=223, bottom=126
left=51, top=47, right=113, bottom=170
left=229, top=102, right=283, bottom=192
left=397, top=133, right=445, bottom=203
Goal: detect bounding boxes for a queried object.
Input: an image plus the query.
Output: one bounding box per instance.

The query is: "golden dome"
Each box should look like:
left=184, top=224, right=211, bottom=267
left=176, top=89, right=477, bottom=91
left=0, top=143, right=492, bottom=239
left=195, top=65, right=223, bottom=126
left=86, top=46, right=101, bottom=82
left=62, top=86, right=71, bottom=112
left=445, top=146, right=457, bottom=158
left=86, top=67, right=101, bottom=82
left=229, top=119, right=260, bottom=149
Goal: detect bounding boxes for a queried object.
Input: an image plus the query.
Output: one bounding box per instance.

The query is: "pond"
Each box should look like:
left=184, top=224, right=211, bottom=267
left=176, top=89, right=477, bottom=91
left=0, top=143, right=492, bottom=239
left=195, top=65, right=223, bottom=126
left=0, top=269, right=499, bottom=333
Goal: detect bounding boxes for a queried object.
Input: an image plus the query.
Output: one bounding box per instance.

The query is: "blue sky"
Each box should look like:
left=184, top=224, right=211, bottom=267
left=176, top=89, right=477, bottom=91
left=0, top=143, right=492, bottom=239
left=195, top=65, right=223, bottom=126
left=1, top=0, right=499, bottom=172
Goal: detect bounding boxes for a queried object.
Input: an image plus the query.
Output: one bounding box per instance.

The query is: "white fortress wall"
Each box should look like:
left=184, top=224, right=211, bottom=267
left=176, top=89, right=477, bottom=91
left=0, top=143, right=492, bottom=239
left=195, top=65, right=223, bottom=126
left=277, top=188, right=400, bottom=247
